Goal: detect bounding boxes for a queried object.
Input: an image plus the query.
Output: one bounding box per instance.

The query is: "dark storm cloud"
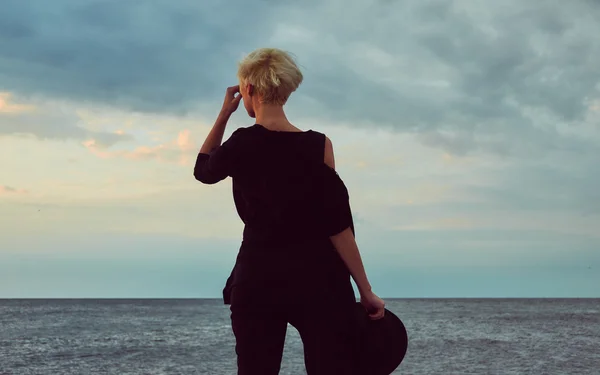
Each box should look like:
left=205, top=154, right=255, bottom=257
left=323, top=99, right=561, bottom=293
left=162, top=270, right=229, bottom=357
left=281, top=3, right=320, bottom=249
left=0, top=0, right=276, bottom=113
left=288, top=1, right=600, bottom=155
left=1, top=0, right=599, bottom=155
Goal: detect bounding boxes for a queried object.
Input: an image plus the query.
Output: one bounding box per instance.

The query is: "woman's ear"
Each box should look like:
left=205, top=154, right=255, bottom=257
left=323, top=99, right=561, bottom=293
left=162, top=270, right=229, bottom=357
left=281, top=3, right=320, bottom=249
left=247, top=84, right=254, bottom=96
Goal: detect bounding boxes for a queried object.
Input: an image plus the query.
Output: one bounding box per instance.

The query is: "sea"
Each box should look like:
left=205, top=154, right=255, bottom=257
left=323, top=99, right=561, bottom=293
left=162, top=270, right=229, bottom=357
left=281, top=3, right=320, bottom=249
left=1, top=299, right=599, bottom=375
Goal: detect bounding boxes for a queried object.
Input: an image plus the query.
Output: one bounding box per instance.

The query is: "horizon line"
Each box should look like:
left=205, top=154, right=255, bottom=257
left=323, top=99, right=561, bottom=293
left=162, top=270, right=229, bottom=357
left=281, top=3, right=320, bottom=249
left=1, top=297, right=599, bottom=300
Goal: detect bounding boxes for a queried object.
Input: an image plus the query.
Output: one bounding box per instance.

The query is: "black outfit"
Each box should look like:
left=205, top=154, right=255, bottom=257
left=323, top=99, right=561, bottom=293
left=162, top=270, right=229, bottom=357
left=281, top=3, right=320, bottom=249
left=194, top=124, right=359, bottom=374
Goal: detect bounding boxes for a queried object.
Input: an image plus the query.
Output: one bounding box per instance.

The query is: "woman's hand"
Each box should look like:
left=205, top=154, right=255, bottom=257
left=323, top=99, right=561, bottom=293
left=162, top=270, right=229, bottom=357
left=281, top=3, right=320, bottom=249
left=198, top=85, right=242, bottom=155
left=221, top=85, right=243, bottom=116
left=360, top=290, right=386, bottom=320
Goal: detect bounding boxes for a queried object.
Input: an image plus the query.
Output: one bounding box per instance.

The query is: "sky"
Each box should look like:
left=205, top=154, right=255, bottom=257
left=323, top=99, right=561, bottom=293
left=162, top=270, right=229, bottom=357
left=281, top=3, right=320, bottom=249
left=1, top=0, right=599, bottom=298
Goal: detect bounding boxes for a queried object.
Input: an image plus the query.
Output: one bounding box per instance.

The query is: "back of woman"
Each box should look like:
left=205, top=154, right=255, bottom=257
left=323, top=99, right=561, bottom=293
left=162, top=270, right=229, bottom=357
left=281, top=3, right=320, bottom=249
left=193, top=47, right=385, bottom=375
left=232, top=125, right=329, bottom=246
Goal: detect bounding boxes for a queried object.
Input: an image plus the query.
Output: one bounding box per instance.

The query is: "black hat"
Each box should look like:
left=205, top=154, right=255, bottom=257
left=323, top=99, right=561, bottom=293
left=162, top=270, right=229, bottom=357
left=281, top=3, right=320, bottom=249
left=353, top=302, right=409, bottom=375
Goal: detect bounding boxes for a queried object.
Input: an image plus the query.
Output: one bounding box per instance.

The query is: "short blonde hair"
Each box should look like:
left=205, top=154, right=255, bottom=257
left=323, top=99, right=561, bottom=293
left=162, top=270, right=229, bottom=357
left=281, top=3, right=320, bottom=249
left=237, top=48, right=303, bottom=105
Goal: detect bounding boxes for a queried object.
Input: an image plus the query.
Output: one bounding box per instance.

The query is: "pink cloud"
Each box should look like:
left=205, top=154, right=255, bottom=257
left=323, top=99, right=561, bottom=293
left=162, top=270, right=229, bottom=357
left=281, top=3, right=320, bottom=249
left=0, top=92, right=35, bottom=114
left=0, top=185, right=29, bottom=195
left=84, top=129, right=197, bottom=165
left=176, top=129, right=195, bottom=152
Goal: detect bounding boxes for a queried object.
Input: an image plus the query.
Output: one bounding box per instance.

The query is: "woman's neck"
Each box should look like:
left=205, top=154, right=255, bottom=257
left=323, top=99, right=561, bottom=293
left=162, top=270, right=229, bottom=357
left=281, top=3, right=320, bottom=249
left=255, top=103, right=295, bottom=131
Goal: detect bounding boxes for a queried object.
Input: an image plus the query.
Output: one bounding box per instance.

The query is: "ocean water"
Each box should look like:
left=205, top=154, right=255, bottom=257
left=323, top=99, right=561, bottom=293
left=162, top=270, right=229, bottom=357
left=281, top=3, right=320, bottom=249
left=1, top=299, right=599, bottom=375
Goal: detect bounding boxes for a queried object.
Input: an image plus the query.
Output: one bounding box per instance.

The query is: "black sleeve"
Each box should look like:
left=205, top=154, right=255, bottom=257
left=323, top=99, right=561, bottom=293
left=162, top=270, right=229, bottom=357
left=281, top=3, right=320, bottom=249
left=193, top=128, right=244, bottom=184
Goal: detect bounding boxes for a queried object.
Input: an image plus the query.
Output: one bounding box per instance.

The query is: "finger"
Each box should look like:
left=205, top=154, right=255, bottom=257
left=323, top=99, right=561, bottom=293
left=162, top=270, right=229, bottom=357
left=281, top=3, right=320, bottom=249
left=227, top=85, right=240, bottom=94
left=369, top=308, right=385, bottom=320
left=233, top=93, right=242, bottom=102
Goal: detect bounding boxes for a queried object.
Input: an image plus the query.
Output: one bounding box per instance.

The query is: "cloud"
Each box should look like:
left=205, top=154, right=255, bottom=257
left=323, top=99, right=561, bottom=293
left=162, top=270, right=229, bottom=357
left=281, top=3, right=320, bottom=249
left=0, top=92, right=133, bottom=146
left=2, top=0, right=600, bottom=299
left=0, top=185, right=28, bottom=195
left=84, top=129, right=197, bottom=165
left=0, top=0, right=277, bottom=114
left=290, top=1, right=600, bottom=155
left=0, top=0, right=598, bottom=233
left=0, top=92, right=35, bottom=114
left=1, top=0, right=598, bottom=159
left=469, top=159, right=600, bottom=215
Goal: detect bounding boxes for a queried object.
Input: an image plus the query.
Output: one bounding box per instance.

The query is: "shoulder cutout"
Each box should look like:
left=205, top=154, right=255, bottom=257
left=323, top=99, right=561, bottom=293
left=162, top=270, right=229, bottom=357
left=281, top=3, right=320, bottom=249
left=324, top=135, right=335, bottom=170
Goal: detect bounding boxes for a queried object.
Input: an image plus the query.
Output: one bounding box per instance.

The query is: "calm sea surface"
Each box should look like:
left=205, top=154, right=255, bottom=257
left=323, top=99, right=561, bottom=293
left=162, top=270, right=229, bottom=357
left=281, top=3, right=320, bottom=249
left=1, top=299, right=599, bottom=374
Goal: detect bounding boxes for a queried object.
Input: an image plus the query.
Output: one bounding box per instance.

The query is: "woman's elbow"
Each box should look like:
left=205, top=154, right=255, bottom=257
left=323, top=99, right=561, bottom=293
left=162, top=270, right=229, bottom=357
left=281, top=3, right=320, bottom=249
left=194, top=169, right=221, bottom=185
left=193, top=157, right=227, bottom=184
left=194, top=174, right=213, bottom=185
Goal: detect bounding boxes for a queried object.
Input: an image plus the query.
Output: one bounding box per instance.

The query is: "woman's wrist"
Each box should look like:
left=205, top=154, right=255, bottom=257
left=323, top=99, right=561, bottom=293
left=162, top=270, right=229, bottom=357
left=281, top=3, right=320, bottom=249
left=358, top=283, right=372, bottom=297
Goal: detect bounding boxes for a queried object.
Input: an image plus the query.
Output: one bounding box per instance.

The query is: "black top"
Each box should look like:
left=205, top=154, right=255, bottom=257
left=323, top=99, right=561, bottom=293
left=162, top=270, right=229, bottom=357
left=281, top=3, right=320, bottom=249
left=194, top=124, right=352, bottom=242
left=194, top=124, right=355, bottom=303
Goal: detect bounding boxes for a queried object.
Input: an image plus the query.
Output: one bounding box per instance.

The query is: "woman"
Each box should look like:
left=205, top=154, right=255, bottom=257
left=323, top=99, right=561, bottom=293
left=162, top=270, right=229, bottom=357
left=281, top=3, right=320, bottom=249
left=194, top=47, right=385, bottom=375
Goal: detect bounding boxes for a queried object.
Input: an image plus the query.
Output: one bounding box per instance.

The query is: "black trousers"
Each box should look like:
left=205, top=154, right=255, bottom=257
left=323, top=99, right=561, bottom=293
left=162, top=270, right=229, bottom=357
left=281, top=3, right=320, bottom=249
left=229, top=278, right=359, bottom=375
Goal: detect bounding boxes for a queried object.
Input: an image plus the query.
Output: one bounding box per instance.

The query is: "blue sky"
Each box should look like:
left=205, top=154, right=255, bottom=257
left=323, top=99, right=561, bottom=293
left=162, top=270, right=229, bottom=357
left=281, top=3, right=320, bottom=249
left=1, top=0, right=599, bottom=298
